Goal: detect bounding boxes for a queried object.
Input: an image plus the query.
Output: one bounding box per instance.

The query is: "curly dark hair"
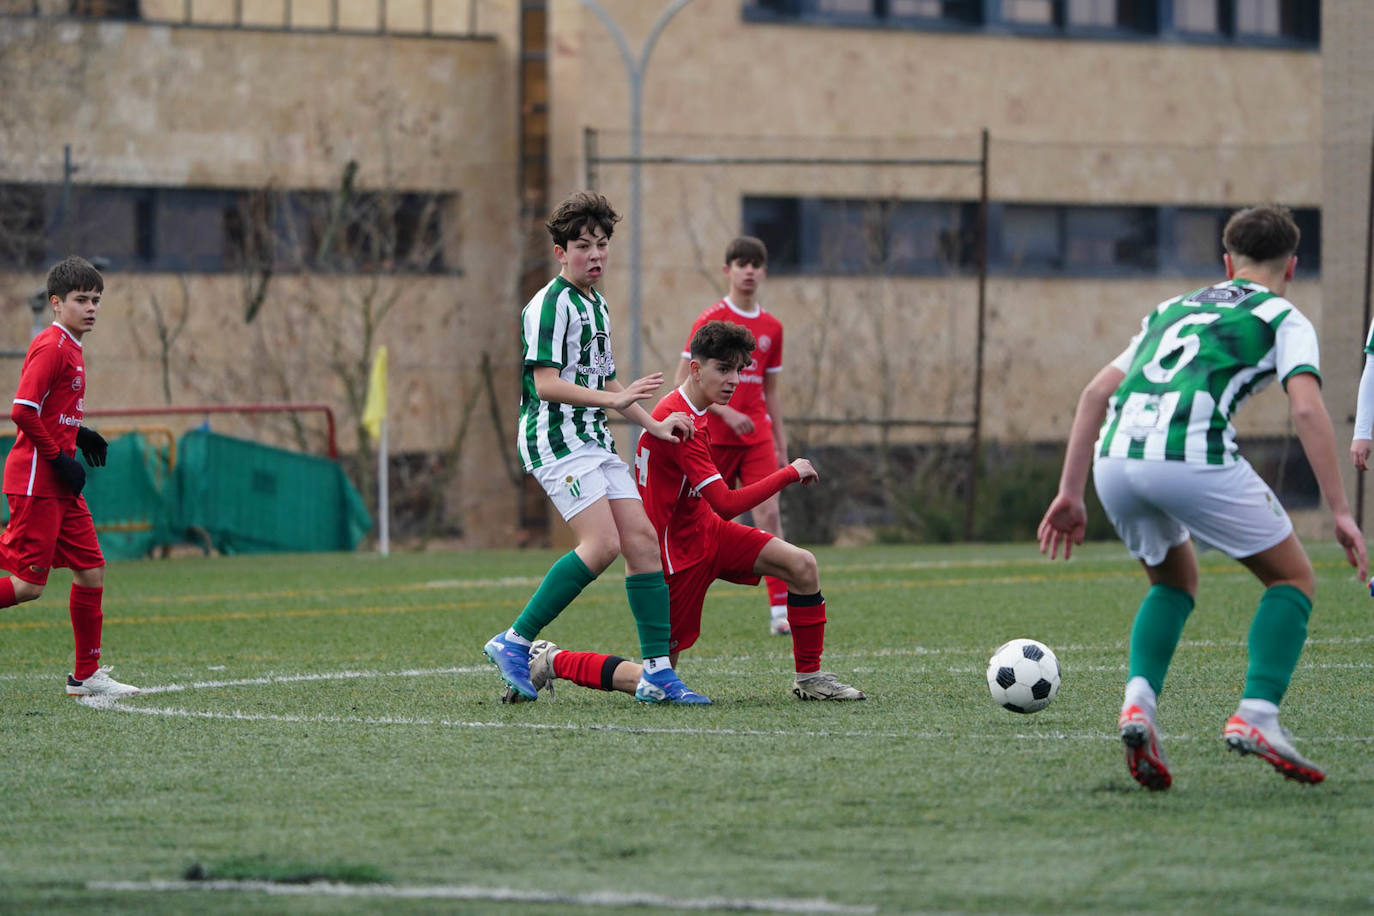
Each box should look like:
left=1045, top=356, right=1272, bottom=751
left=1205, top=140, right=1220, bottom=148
left=546, top=191, right=621, bottom=249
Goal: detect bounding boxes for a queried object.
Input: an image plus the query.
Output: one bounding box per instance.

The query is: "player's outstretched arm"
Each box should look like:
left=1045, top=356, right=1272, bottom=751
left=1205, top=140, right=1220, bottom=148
left=1287, top=372, right=1369, bottom=580
left=699, top=464, right=802, bottom=520
left=1038, top=364, right=1122, bottom=560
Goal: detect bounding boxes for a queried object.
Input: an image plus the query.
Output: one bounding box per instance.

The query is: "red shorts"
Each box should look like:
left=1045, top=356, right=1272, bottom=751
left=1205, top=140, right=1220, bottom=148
left=667, top=519, right=774, bottom=653
left=711, top=440, right=780, bottom=487
left=1, top=494, right=104, bottom=585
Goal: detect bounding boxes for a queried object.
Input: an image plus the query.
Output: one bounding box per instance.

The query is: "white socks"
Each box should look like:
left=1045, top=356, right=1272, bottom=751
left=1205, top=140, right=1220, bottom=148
left=1123, top=676, right=1158, bottom=720
left=1236, top=698, right=1279, bottom=728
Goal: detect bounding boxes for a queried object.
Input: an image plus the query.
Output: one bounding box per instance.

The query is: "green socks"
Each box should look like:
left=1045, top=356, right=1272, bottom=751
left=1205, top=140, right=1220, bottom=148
left=509, top=554, right=672, bottom=660
left=511, top=550, right=596, bottom=641
left=1127, top=584, right=1195, bottom=696
left=625, top=571, right=672, bottom=659
left=1243, top=584, right=1312, bottom=705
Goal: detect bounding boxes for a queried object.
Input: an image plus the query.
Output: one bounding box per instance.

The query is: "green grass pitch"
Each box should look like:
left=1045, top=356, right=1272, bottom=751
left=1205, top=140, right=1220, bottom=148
left=2, top=541, right=1371, bottom=914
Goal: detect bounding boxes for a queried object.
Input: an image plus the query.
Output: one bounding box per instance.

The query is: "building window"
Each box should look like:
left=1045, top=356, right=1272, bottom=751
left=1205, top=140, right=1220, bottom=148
left=1163, top=207, right=1320, bottom=276
left=746, top=0, right=1315, bottom=43
left=69, top=0, right=140, bottom=18
left=744, top=0, right=982, bottom=26
left=0, top=182, right=455, bottom=274
left=740, top=195, right=1319, bottom=278
left=1166, top=0, right=1318, bottom=42
left=1172, top=0, right=1218, bottom=32
left=745, top=196, right=977, bottom=275
left=1063, top=206, right=1157, bottom=272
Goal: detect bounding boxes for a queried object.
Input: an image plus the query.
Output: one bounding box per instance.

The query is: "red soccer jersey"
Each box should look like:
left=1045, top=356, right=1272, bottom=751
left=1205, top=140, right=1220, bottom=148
left=634, top=388, right=727, bottom=574
left=681, top=298, right=783, bottom=447
left=4, top=323, right=86, bottom=497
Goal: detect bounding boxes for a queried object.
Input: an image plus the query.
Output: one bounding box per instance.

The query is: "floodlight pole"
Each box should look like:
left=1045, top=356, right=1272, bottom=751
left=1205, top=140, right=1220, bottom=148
left=575, top=0, right=695, bottom=384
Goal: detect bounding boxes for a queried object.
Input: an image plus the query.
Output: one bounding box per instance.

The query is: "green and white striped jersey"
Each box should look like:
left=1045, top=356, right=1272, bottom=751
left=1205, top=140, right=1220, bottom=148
left=517, top=276, right=620, bottom=471
left=1096, top=279, right=1320, bottom=465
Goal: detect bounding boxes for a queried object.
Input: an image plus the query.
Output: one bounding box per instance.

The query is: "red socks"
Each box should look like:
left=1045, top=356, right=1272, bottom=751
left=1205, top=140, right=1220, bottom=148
left=69, top=584, right=103, bottom=680
left=552, top=650, right=625, bottom=691
left=0, top=577, right=15, bottom=609
left=765, top=576, right=788, bottom=609
left=787, top=592, right=827, bottom=674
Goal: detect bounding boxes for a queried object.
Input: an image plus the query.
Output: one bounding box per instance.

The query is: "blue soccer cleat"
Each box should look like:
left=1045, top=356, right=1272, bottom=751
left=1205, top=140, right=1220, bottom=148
left=634, top=667, right=711, bottom=705
left=484, top=632, right=537, bottom=701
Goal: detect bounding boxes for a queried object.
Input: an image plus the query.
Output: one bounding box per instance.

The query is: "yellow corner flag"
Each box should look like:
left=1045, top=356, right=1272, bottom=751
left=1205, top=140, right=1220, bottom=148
left=362, top=346, right=388, bottom=439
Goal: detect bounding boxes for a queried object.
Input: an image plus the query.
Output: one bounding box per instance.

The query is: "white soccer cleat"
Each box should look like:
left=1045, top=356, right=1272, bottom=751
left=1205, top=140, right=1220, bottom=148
left=792, top=671, right=865, bottom=701
left=66, top=666, right=140, bottom=698
left=769, top=613, right=791, bottom=636
left=1223, top=714, right=1325, bottom=784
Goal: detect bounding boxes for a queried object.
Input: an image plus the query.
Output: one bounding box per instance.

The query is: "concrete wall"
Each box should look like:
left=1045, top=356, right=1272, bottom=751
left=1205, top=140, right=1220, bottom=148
left=1322, top=0, right=1374, bottom=529
left=547, top=0, right=1323, bottom=449
left=0, top=14, right=526, bottom=544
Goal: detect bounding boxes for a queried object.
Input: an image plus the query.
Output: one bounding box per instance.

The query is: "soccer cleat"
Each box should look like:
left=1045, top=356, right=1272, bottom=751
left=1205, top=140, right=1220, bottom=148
left=1118, top=704, right=1172, bottom=790
left=483, top=632, right=537, bottom=701
left=634, top=667, right=711, bottom=705
left=769, top=614, right=791, bottom=636
left=1223, top=714, right=1325, bottom=785
left=502, top=639, right=558, bottom=704
left=66, top=666, right=140, bottom=698
left=792, top=671, right=866, bottom=701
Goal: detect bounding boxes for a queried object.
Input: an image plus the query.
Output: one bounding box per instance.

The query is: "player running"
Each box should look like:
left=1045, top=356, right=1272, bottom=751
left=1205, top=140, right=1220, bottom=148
left=1038, top=204, right=1365, bottom=789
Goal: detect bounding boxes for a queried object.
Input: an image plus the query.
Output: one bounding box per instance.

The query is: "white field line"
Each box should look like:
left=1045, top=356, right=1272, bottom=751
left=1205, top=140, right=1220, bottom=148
left=73, top=666, right=1374, bottom=744
left=84, top=879, right=877, bottom=914
left=7, top=639, right=1371, bottom=683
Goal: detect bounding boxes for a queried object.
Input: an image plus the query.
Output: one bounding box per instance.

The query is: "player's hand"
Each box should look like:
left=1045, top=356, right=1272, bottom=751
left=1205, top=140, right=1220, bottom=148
left=1331, top=510, right=1368, bottom=582
left=790, top=458, right=818, bottom=485
left=50, top=453, right=87, bottom=496
left=1352, top=438, right=1372, bottom=472
left=610, top=373, right=664, bottom=411
left=1037, top=493, right=1086, bottom=560
left=650, top=412, right=694, bottom=443
left=76, top=426, right=108, bottom=467
left=714, top=405, right=753, bottom=436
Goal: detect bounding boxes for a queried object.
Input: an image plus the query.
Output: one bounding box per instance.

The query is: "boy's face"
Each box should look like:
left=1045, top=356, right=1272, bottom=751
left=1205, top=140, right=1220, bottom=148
left=555, top=225, right=610, bottom=293
left=692, top=356, right=744, bottom=405
left=724, top=258, right=765, bottom=298
left=51, top=287, right=101, bottom=338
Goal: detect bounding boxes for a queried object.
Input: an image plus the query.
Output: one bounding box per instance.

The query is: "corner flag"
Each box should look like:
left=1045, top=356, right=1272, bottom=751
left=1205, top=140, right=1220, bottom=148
left=362, top=346, right=387, bottom=439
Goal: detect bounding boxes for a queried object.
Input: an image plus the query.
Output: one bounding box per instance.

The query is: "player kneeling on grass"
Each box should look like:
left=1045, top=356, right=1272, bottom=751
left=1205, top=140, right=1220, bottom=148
left=1038, top=204, right=1365, bottom=789
left=0, top=256, right=138, bottom=699
left=506, top=320, right=864, bottom=704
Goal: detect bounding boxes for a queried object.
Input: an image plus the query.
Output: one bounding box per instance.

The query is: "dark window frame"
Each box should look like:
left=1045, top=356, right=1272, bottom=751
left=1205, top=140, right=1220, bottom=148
left=0, top=182, right=458, bottom=275
left=741, top=194, right=1320, bottom=279
left=742, top=0, right=1318, bottom=46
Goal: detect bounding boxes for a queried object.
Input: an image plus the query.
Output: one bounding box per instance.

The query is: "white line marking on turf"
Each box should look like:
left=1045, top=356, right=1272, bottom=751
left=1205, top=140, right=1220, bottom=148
left=75, top=667, right=1374, bottom=744
left=136, top=667, right=484, bottom=695
left=86, top=880, right=878, bottom=913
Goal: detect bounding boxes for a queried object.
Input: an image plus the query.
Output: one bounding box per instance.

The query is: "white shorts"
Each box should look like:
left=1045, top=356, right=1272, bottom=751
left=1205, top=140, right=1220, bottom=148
left=530, top=442, right=641, bottom=522
left=1092, top=456, right=1292, bottom=566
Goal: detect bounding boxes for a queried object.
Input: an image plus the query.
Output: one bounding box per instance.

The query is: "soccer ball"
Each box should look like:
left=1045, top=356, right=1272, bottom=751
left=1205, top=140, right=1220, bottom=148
left=986, top=638, right=1061, bottom=714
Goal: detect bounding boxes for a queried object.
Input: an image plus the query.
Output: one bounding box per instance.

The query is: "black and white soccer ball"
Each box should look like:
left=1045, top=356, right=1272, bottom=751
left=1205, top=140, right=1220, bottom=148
left=986, top=638, right=1061, bottom=714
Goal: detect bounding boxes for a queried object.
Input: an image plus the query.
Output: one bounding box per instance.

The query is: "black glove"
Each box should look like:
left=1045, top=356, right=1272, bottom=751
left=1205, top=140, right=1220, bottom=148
left=50, top=453, right=87, bottom=496
left=76, top=426, right=108, bottom=467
